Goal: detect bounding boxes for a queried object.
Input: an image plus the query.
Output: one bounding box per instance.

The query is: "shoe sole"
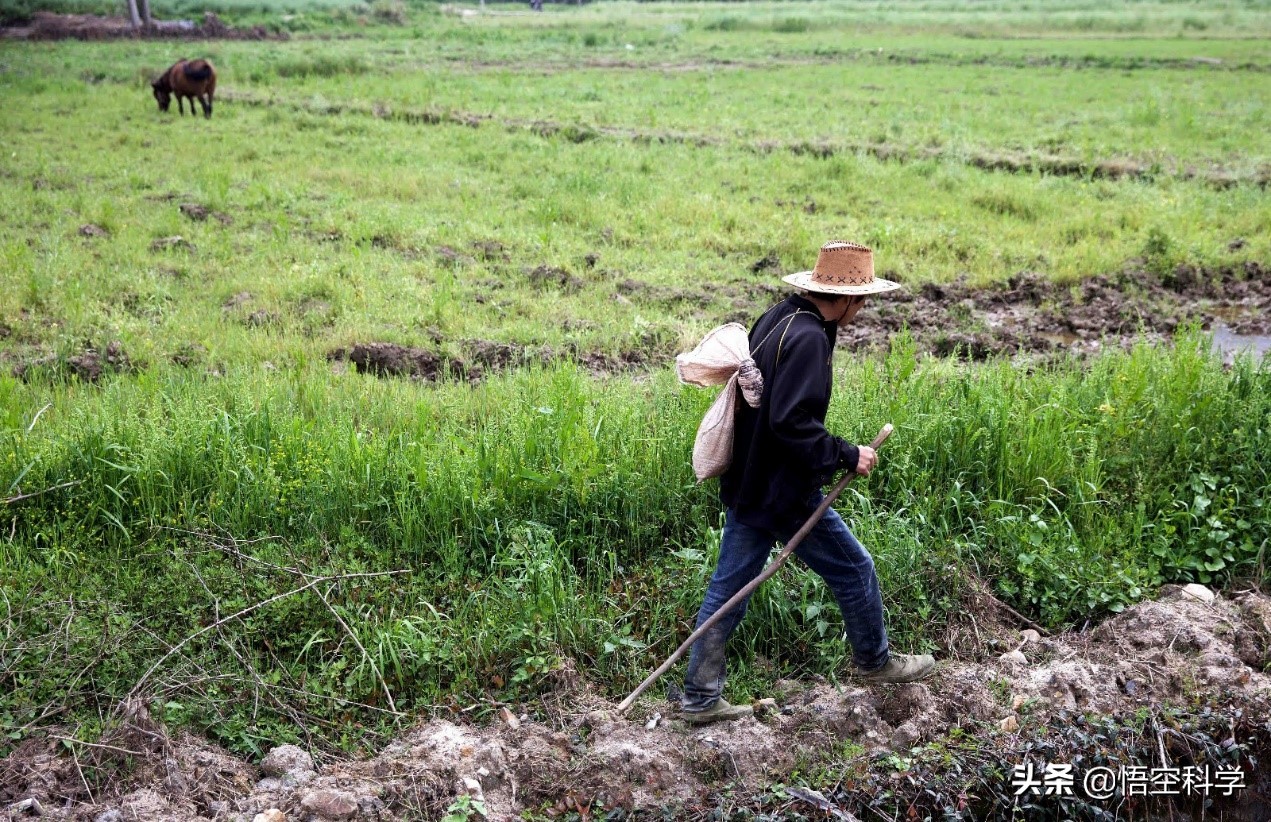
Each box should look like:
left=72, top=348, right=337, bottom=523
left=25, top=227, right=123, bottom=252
left=862, top=667, right=936, bottom=684
left=682, top=709, right=753, bottom=725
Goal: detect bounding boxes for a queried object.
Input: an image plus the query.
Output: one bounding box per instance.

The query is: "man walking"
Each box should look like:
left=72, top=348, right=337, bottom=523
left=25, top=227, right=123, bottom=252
left=681, top=241, right=935, bottom=724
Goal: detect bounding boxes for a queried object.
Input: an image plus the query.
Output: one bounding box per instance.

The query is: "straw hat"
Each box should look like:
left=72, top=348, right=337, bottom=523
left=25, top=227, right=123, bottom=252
left=782, top=241, right=900, bottom=296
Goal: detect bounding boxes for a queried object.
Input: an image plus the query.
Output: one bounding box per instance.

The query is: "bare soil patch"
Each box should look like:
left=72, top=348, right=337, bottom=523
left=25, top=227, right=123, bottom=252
left=331, top=342, right=463, bottom=382
left=180, top=203, right=233, bottom=226
left=4, top=585, right=1268, bottom=820
left=11, top=340, right=134, bottom=383
left=327, top=264, right=1267, bottom=385
left=828, top=262, right=1271, bottom=361
left=527, top=265, right=582, bottom=292
left=329, top=332, right=676, bottom=383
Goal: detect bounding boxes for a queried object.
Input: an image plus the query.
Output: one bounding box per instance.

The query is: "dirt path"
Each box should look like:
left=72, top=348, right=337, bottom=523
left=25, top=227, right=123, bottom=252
left=4, top=584, right=1269, bottom=820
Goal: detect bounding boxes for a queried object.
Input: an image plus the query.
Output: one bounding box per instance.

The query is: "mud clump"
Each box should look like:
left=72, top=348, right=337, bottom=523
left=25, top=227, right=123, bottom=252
left=616, top=277, right=713, bottom=309
left=150, top=235, right=194, bottom=253
left=750, top=253, right=782, bottom=274
left=221, top=292, right=278, bottom=328
left=170, top=342, right=206, bottom=368
left=527, top=264, right=582, bottom=292
left=471, top=240, right=508, bottom=262
left=576, top=347, right=657, bottom=375
left=72, top=340, right=132, bottom=380
left=180, top=203, right=232, bottom=225
left=463, top=339, right=550, bottom=373
left=12, top=340, right=133, bottom=383
left=435, top=245, right=475, bottom=267
left=333, top=342, right=466, bottom=382
left=330, top=337, right=675, bottom=384
left=179, top=203, right=209, bottom=221
left=78, top=223, right=108, bottom=238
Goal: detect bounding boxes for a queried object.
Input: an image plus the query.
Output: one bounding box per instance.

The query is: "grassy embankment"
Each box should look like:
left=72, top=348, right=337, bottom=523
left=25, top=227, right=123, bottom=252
left=0, top=0, right=1268, bottom=758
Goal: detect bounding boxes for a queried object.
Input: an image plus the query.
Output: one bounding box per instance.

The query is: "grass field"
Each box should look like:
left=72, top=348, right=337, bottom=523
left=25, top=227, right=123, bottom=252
left=1, top=0, right=1269, bottom=764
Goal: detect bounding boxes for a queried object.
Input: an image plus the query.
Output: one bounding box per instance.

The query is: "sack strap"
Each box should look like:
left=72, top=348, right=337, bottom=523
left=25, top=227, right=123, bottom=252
left=750, top=309, right=817, bottom=366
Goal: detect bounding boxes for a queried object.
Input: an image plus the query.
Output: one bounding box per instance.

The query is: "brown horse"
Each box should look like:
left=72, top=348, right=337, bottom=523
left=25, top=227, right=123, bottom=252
left=152, top=59, right=217, bottom=119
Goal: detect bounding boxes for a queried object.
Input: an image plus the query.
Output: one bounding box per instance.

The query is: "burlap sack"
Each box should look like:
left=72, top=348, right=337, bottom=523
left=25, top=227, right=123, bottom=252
left=676, top=323, right=763, bottom=481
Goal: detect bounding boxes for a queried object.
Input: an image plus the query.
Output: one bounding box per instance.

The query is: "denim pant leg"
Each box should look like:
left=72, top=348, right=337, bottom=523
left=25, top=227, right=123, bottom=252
left=682, top=511, right=774, bottom=712
left=787, top=505, right=890, bottom=671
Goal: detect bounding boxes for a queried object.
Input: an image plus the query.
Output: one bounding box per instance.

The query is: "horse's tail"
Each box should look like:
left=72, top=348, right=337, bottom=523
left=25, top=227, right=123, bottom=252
left=184, top=60, right=214, bottom=82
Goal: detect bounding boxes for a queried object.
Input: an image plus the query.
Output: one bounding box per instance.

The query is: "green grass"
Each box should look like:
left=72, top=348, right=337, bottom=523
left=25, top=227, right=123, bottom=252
left=1, top=338, right=1267, bottom=755
left=0, top=75, right=1265, bottom=370
left=0, top=0, right=1268, bottom=759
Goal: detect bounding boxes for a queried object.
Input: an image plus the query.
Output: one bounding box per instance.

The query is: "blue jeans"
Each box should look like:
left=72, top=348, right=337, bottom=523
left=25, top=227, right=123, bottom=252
left=681, top=503, right=890, bottom=712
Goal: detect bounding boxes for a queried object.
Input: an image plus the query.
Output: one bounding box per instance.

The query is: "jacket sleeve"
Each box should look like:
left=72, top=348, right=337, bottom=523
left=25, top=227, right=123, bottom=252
left=766, top=327, right=859, bottom=477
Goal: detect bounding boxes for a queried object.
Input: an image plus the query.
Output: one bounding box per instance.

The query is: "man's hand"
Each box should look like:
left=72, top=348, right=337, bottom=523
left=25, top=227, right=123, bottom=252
left=855, top=445, right=878, bottom=476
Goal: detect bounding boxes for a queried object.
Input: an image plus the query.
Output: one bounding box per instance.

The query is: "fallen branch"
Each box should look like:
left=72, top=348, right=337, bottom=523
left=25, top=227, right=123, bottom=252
left=984, top=590, right=1051, bottom=637
left=124, top=568, right=409, bottom=704
left=3, top=480, right=82, bottom=505
left=315, top=583, right=403, bottom=722
left=51, top=735, right=146, bottom=758
left=785, top=787, right=860, bottom=821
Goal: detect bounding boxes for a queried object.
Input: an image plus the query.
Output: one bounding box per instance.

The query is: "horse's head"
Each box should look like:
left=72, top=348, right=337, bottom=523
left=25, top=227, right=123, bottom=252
left=152, top=79, right=171, bottom=111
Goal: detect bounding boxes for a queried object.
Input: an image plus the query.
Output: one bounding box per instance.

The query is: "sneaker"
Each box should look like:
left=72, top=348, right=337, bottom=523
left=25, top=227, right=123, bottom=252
left=859, top=653, right=936, bottom=684
left=681, top=698, right=754, bottom=725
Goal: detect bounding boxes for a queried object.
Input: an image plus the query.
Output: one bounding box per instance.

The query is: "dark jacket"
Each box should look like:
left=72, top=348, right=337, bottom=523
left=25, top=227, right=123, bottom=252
left=719, top=295, right=859, bottom=532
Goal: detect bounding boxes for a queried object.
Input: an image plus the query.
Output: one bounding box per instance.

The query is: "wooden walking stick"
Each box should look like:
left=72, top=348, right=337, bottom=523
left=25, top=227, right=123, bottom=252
left=616, top=423, right=894, bottom=714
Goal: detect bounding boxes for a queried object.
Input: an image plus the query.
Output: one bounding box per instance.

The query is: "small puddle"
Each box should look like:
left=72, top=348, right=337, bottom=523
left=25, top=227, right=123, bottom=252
left=1212, top=323, right=1271, bottom=363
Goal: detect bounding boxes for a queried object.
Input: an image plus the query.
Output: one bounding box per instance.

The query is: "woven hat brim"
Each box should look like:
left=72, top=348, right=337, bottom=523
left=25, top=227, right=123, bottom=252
left=782, top=271, right=901, bottom=296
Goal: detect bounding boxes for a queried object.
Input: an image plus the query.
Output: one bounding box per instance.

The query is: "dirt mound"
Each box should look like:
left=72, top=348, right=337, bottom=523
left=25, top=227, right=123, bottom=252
left=1, top=12, right=277, bottom=41
left=329, top=336, right=674, bottom=383
left=526, top=265, right=582, bottom=292
left=12, top=340, right=134, bottom=383
left=180, top=203, right=232, bottom=225
left=330, top=342, right=466, bottom=382
left=5, top=585, right=1269, bottom=820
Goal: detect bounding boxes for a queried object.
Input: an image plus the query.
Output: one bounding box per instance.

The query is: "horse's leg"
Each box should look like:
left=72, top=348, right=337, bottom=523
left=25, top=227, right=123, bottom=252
left=177, top=96, right=185, bottom=116
left=201, top=91, right=211, bottom=119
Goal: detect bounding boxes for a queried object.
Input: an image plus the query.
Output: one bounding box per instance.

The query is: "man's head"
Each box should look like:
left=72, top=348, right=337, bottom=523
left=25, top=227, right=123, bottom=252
left=781, top=242, right=899, bottom=323
left=802, top=292, right=869, bottom=326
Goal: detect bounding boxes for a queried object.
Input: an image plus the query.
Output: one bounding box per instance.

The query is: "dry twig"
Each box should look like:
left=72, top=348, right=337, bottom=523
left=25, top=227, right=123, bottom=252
left=315, top=583, right=403, bottom=722
left=123, top=568, right=408, bottom=708
left=3, top=480, right=83, bottom=505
